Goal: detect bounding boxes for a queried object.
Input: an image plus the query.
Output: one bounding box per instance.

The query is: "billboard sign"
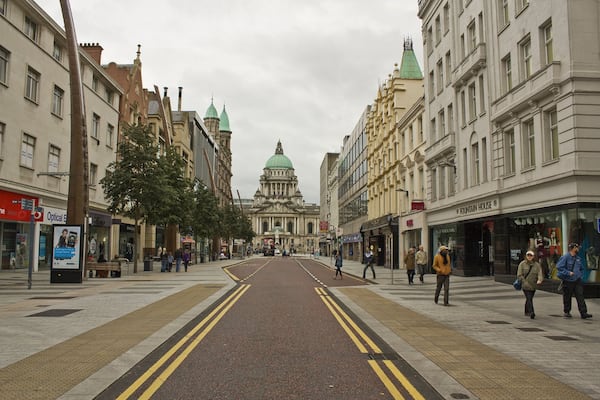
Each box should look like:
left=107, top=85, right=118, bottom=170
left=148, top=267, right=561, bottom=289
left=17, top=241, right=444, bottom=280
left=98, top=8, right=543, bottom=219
left=52, top=225, right=83, bottom=270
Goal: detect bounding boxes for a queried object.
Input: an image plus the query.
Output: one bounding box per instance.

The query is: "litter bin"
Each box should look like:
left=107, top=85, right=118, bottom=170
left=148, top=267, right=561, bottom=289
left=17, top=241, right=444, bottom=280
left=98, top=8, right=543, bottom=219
left=143, top=258, right=152, bottom=271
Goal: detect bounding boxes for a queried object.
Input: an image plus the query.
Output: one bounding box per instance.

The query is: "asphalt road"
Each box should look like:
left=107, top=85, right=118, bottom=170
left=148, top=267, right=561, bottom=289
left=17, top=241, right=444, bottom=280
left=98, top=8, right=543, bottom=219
left=96, top=257, right=441, bottom=399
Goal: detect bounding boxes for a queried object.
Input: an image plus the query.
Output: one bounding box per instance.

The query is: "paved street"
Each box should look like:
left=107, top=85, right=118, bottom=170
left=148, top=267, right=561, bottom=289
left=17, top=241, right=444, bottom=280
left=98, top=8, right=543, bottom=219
left=0, top=256, right=598, bottom=399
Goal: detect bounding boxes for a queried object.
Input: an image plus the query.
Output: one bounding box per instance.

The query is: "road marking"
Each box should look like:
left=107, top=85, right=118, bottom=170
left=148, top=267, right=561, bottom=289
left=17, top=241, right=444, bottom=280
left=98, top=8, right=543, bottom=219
left=224, top=260, right=270, bottom=282
left=116, top=284, right=251, bottom=400
left=317, top=287, right=425, bottom=400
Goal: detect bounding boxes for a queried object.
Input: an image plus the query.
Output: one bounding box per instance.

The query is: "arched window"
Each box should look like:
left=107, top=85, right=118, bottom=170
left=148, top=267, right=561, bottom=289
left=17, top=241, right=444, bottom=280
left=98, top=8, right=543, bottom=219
left=287, top=221, right=294, bottom=233
left=262, top=221, right=268, bottom=233
left=307, top=222, right=314, bottom=234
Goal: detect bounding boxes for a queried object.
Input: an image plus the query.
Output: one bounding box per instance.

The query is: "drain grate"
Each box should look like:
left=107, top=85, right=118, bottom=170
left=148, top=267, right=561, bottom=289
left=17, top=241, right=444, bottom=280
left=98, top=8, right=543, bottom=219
left=545, top=335, right=577, bottom=341
left=27, top=309, right=82, bottom=317
left=450, top=393, right=470, bottom=399
left=485, top=320, right=511, bottom=324
left=29, top=296, right=76, bottom=300
left=367, top=353, right=399, bottom=361
left=517, top=327, right=545, bottom=332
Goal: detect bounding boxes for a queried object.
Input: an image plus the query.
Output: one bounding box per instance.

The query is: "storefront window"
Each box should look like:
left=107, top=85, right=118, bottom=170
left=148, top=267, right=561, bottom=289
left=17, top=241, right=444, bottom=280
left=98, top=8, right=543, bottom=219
left=568, top=208, right=600, bottom=284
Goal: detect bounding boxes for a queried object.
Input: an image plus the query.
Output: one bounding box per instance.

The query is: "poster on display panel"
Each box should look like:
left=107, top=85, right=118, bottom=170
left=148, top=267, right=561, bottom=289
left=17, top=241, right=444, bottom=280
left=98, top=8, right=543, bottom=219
left=52, top=225, right=83, bottom=270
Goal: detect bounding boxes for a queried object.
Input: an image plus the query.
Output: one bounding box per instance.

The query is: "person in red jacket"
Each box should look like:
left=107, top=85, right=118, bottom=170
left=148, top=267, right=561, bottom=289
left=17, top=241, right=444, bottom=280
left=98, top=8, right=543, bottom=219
left=433, top=245, right=452, bottom=306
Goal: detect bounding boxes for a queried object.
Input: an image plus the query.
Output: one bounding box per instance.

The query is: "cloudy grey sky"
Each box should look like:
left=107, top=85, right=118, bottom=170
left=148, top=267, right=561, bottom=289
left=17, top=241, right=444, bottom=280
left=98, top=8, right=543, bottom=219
left=37, top=0, right=423, bottom=204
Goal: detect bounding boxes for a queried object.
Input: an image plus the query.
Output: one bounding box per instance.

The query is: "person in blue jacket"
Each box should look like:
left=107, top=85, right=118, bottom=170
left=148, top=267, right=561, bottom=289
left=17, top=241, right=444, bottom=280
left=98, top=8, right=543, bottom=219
left=556, top=243, right=592, bottom=319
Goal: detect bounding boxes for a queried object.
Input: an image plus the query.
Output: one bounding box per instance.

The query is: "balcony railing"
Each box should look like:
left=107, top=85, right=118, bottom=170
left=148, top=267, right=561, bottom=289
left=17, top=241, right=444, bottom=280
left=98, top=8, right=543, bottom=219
left=452, top=43, right=487, bottom=88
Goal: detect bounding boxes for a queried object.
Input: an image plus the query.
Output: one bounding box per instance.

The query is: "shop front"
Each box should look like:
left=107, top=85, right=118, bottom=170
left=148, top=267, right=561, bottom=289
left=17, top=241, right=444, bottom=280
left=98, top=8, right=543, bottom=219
left=89, top=211, right=112, bottom=262
left=399, top=209, right=428, bottom=268
left=0, top=190, right=42, bottom=270
left=341, top=232, right=362, bottom=262
left=361, top=214, right=396, bottom=268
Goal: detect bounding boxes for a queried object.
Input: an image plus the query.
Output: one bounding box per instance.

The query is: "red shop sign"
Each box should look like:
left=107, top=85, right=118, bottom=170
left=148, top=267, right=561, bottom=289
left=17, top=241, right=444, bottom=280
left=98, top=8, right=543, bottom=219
left=0, top=190, right=43, bottom=222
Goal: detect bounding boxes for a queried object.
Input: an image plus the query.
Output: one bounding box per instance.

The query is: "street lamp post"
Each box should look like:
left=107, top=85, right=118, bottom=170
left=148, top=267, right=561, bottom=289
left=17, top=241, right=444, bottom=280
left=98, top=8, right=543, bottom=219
left=395, top=188, right=409, bottom=285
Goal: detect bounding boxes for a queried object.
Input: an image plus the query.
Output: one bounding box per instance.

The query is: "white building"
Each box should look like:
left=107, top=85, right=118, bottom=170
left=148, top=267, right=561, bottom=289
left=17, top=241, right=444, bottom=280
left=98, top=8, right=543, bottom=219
left=419, top=0, right=600, bottom=291
left=0, top=0, right=121, bottom=270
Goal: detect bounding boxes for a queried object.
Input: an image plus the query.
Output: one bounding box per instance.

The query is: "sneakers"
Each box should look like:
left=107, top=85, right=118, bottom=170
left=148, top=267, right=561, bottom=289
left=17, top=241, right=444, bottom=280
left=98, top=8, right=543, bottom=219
left=564, top=312, right=572, bottom=318
left=530, top=313, right=535, bottom=319
left=581, top=313, right=593, bottom=319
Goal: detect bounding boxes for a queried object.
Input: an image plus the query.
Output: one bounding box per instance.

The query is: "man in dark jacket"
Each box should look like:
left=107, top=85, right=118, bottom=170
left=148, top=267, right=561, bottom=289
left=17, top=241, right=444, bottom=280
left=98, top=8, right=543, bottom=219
left=557, top=243, right=592, bottom=319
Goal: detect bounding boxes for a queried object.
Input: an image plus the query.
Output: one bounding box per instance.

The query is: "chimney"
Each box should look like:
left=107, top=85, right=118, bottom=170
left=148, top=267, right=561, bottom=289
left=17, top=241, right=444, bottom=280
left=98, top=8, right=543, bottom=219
left=163, top=87, right=168, bottom=98
left=178, top=87, right=183, bottom=112
left=81, top=43, right=103, bottom=64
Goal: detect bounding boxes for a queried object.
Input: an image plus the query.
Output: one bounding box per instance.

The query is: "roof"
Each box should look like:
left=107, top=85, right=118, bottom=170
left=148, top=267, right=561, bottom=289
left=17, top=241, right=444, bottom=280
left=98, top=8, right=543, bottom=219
left=205, top=99, right=219, bottom=119
left=265, top=141, right=293, bottom=169
left=219, top=105, right=231, bottom=132
left=399, top=38, right=423, bottom=79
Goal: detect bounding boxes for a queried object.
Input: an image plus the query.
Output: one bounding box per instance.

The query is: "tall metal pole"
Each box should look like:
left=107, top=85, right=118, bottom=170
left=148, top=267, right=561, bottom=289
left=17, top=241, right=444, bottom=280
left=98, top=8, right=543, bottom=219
left=60, top=0, right=89, bottom=275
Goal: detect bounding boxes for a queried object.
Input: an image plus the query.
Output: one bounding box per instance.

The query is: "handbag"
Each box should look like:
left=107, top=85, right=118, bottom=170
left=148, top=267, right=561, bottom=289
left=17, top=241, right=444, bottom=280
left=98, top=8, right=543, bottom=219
left=513, top=278, right=522, bottom=290
left=513, top=265, right=532, bottom=290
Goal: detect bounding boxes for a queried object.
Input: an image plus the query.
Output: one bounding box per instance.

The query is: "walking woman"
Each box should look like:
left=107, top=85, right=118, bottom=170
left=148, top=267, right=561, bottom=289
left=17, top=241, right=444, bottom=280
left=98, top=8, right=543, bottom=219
left=433, top=246, right=452, bottom=305
left=517, top=250, right=543, bottom=319
left=333, top=249, right=343, bottom=280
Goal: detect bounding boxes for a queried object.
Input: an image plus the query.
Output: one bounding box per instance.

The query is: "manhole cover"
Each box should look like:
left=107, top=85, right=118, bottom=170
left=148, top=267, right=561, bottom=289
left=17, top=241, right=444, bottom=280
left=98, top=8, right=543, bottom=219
left=27, top=309, right=82, bottom=317
left=450, top=394, right=470, bottom=399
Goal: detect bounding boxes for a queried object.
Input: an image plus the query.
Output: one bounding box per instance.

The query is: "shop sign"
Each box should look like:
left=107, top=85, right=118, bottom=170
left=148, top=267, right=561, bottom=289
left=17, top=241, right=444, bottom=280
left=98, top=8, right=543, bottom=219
left=42, top=206, right=67, bottom=225
left=456, top=198, right=499, bottom=216
left=406, top=219, right=414, bottom=227
left=0, top=190, right=43, bottom=222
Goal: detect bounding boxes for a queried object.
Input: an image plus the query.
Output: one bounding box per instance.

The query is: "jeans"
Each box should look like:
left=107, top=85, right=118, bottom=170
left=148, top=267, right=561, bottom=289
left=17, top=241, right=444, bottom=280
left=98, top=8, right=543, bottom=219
left=407, top=269, right=415, bottom=284
left=435, top=275, right=450, bottom=305
left=523, top=289, right=536, bottom=315
left=562, top=279, right=588, bottom=315
left=363, top=263, right=375, bottom=279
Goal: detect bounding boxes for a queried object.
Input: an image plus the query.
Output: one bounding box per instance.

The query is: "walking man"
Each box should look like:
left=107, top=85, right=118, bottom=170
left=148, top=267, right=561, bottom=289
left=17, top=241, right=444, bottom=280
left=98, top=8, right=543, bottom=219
left=557, top=243, right=592, bottom=319
left=363, top=246, right=376, bottom=279
left=415, top=245, right=427, bottom=283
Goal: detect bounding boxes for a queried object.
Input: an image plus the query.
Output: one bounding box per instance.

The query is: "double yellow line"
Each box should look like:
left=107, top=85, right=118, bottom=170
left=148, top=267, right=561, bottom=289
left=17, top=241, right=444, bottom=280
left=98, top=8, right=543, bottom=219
left=117, top=284, right=251, bottom=400
left=315, top=287, right=425, bottom=400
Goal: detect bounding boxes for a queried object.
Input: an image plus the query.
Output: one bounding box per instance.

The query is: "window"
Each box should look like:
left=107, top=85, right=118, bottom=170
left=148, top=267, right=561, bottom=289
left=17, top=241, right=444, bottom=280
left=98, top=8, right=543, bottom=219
left=439, top=166, right=446, bottom=198
left=435, top=15, right=441, bottom=43
left=478, top=12, right=484, bottom=44
left=481, top=138, right=488, bottom=182
left=499, top=0, right=509, bottom=28
left=307, top=222, right=314, bottom=234
left=467, top=20, right=477, bottom=53
left=92, top=75, right=99, bottom=92
left=105, top=89, right=114, bottom=105
left=520, top=37, right=532, bottom=80
left=447, top=103, right=454, bottom=133
left=502, top=54, right=512, bottom=93
left=443, top=3, right=450, bottom=34
left=287, top=221, right=294, bottom=233
left=468, top=83, right=477, bottom=121
left=522, top=119, right=535, bottom=168
left=0, top=0, right=5, bottom=15
left=457, top=0, right=464, bottom=15
left=418, top=116, right=423, bottom=143
left=262, top=221, right=268, bottom=233
left=430, top=117, right=437, bottom=142
left=542, top=22, right=553, bottom=65
left=24, top=16, right=39, bottom=42
left=90, top=163, right=98, bottom=186
left=431, top=168, right=437, bottom=201
left=52, top=85, right=64, bottom=117
left=428, top=71, right=435, bottom=98
left=419, top=168, right=425, bottom=199
left=106, top=124, right=114, bottom=148
left=25, top=66, right=40, bottom=103
left=436, top=59, right=444, bottom=92
left=48, top=145, right=60, bottom=173
left=463, top=148, right=468, bottom=187
left=460, top=34, right=465, bottom=59
left=0, top=46, right=8, bottom=84
left=21, top=133, right=36, bottom=168
left=91, top=114, right=100, bottom=140
left=504, top=129, right=516, bottom=175
left=427, top=27, right=433, bottom=55
left=0, top=122, right=4, bottom=158
left=438, top=109, right=446, bottom=137
left=516, top=0, right=529, bottom=13
left=543, top=109, right=559, bottom=161
left=460, top=90, right=467, bottom=126
left=471, top=142, right=480, bottom=185
left=448, top=163, right=456, bottom=196
left=445, top=51, right=451, bottom=86
left=52, top=40, right=63, bottom=61
left=478, top=75, right=485, bottom=113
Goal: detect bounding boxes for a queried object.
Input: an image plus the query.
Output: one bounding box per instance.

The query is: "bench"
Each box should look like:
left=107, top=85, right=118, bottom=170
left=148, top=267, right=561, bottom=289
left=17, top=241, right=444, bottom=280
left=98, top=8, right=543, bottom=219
left=87, top=258, right=130, bottom=278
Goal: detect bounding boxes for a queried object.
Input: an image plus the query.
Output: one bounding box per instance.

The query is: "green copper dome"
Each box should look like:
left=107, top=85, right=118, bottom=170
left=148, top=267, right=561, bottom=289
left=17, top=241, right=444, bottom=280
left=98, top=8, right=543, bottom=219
left=265, top=141, right=293, bottom=169
left=219, top=105, right=231, bottom=132
left=205, top=99, right=219, bottom=119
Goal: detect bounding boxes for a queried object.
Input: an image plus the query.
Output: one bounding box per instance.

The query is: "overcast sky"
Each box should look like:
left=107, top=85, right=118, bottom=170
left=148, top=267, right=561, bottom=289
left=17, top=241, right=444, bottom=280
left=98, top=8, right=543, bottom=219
left=37, top=0, right=423, bottom=204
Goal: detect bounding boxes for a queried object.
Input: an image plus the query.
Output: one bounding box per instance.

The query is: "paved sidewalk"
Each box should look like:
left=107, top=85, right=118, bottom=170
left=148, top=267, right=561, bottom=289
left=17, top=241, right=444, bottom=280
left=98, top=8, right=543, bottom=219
left=1, top=256, right=598, bottom=399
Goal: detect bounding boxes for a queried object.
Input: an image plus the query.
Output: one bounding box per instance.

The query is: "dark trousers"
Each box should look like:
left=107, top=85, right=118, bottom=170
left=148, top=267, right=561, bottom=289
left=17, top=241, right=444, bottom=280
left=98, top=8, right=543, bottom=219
left=335, top=266, right=343, bottom=278
left=435, top=275, right=450, bottom=305
left=562, top=279, right=588, bottom=315
left=363, top=263, right=375, bottom=279
left=407, top=269, right=415, bottom=284
left=523, top=289, right=536, bottom=315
